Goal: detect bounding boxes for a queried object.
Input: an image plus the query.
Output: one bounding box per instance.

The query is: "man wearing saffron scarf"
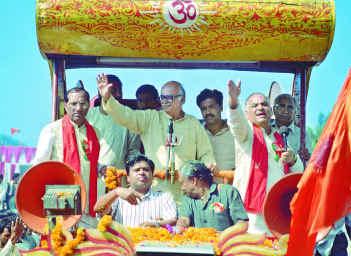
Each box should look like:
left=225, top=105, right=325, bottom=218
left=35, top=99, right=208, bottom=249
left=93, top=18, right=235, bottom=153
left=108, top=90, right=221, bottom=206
left=227, top=80, right=303, bottom=234
left=33, top=85, right=100, bottom=227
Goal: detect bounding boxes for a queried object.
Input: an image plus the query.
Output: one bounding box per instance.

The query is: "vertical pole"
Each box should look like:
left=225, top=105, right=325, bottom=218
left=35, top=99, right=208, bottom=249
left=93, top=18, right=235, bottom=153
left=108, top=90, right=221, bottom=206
left=299, top=69, right=307, bottom=168
left=51, top=57, right=66, bottom=121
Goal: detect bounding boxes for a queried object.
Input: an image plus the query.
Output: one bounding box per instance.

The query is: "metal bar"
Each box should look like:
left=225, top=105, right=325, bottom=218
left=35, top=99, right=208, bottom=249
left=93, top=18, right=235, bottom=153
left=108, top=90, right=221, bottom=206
left=51, top=57, right=66, bottom=120
left=299, top=68, right=307, bottom=168
left=46, top=54, right=317, bottom=73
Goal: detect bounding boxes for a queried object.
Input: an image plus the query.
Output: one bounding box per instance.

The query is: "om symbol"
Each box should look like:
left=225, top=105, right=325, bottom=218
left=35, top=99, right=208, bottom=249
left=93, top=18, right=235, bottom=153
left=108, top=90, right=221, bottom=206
left=163, top=0, right=199, bottom=28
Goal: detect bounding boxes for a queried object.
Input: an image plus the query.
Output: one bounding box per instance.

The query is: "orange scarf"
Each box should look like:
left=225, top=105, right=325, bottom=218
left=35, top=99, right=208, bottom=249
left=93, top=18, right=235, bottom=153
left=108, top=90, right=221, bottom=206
left=62, top=115, right=100, bottom=217
left=244, top=124, right=268, bottom=214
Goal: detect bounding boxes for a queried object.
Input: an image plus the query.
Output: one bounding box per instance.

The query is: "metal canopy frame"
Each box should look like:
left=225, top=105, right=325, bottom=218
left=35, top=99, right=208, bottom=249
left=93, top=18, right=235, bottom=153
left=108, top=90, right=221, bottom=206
left=49, top=54, right=313, bottom=166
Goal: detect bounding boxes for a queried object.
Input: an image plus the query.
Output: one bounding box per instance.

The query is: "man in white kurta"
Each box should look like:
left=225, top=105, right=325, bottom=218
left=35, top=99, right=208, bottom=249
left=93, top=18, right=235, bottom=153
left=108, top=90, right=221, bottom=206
left=33, top=86, right=99, bottom=227
left=227, top=80, right=303, bottom=234
left=33, top=119, right=92, bottom=207
left=272, top=93, right=312, bottom=161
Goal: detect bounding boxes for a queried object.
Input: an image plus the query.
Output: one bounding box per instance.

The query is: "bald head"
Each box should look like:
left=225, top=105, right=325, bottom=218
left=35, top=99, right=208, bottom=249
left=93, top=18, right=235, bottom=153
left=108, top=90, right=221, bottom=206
left=162, top=81, right=185, bottom=98
left=245, top=92, right=269, bottom=107
left=160, top=81, right=186, bottom=119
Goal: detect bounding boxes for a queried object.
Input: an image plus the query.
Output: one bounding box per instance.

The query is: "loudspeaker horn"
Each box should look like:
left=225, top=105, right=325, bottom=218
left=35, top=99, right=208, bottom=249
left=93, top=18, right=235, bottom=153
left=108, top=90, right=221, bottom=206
left=16, top=161, right=86, bottom=234
left=263, top=172, right=302, bottom=238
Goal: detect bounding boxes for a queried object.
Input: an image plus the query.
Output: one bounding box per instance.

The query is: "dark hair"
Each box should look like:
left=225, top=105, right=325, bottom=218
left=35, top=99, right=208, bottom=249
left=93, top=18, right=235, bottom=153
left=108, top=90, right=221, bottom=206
left=274, top=93, right=296, bottom=106
left=182, top=161, right=213, bottom=185
left=0, top=223, right=11, bottom=234
left=0, top=213, right=17, bottom=234
left=125, top=154, right=155, bottom=175
left=106, top=75, right=122, bottom=91
left=64, top=82, right=90, bottom=103
left=196, top=89, right=223, bottom=108
left=94, top=75, right=123, bottom=106
left=136, top=84, right=159, bottom=99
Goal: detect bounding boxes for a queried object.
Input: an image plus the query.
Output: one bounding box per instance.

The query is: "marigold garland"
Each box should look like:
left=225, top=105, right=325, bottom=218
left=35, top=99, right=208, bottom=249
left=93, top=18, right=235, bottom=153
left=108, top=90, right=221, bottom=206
left=58, top=228, right=85, bottom=256
left=105, top=167, right=122, bottom=191
left=50, top=222, right=66, bottom=255
left=40, top=239, right=48, bottom=249
left=128, top=227, right=221, bottom=255
left=50, top=221, right=86, bottom=256
left=97, top=215, right=113, bottom=232
left=104, top=167, right=233, bottom=190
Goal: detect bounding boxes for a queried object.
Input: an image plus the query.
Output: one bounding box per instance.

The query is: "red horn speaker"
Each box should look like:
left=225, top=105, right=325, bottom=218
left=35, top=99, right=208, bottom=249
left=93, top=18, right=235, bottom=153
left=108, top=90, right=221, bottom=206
left=16, top=161, right=86, bottom=234
left=263, top=172, right=302, bottom=238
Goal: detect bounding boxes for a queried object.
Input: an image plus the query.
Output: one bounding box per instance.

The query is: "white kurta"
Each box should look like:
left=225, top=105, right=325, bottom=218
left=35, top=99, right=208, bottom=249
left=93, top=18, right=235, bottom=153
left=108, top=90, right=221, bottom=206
left=33, top=119, right=97, bottom=227
left=228, top=105, right=303, bottom=234
left=272, top=122, right=312, bottom=154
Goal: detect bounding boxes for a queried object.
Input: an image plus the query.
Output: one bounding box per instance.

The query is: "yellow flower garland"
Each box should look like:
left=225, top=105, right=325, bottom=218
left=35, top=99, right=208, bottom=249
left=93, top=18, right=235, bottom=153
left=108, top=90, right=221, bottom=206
left=128, top=227, right=221, bottom=255
left=59, top=228, right=85, bottom=256
left=51, top=222, right=65, bottom=255
left=97, top=215, right=113, bottom=232
left=49, top=220, right=85, bottom=256
left=105, top=167, right=121, bottom=191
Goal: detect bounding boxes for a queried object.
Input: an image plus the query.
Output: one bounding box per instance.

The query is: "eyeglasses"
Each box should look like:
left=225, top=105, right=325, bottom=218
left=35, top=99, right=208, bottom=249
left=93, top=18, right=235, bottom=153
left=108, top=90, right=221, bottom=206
left=160, top=94, right=183, bottom=101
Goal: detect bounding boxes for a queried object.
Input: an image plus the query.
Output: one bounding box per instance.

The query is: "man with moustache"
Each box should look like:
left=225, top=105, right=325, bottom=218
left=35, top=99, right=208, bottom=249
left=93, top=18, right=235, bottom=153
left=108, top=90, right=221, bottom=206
left=33, top=85, right=100, bottom=226
left=196, top=89, right=235, bottom=172
left=272, top=93, right=311, bottom=161
left=227, top=80, right=303, bottom=234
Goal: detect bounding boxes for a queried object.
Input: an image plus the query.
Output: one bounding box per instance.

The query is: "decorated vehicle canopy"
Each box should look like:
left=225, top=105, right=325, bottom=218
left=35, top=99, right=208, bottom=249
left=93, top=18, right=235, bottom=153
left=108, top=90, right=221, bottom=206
left=36, top=0, right=335, bottom=63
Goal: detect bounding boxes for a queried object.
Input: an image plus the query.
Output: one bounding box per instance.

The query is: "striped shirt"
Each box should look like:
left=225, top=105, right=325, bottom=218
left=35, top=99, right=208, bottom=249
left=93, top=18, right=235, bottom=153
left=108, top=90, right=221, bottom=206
left=111, top=190, right=177, bottom=227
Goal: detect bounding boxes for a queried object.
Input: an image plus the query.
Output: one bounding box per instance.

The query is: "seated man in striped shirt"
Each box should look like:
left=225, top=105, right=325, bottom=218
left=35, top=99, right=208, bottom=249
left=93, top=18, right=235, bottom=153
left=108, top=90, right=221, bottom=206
left=94, top=155, right=177, bottom=227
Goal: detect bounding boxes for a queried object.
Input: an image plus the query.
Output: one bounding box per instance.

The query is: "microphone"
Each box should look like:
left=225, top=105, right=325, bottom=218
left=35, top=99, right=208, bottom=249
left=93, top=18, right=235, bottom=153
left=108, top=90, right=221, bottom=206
left=167, top=119, right=174, bottom=145
left=279, top=126, right=290, bottom=151
left=168, top=119, right=174, bottom=135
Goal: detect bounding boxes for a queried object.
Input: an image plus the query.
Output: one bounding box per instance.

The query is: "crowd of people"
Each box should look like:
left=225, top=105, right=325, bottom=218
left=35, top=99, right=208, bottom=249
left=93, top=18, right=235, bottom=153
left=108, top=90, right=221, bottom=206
left=1, top=74, right=349, bottom=256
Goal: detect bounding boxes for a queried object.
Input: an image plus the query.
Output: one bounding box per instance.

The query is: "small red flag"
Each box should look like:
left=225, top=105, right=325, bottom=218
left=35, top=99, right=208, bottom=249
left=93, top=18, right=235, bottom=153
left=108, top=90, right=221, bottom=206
left=10, top=128, right=20, bottom=135
left=287, top=69, right=351, bottom=255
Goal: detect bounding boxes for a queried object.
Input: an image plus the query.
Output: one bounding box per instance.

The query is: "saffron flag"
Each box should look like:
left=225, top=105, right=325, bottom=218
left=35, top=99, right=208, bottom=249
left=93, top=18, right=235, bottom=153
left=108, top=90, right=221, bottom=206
left=286, top=69, right=351, bottom=255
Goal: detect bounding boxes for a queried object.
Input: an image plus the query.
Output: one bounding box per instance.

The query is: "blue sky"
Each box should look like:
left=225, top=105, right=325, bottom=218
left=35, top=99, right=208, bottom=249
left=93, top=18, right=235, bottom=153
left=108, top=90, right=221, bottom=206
left=1, top=1, right=350, bottom=147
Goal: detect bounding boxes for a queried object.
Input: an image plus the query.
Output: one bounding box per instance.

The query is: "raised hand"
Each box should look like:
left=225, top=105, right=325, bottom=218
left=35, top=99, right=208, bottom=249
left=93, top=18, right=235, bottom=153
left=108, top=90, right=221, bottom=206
left=96, top=73, right=113, bottom=103
left=10, top=218, right=25, bottom=245
left=227, top=80, right=241, bottom=109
